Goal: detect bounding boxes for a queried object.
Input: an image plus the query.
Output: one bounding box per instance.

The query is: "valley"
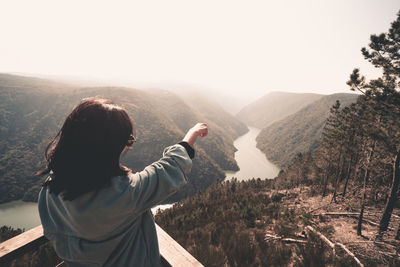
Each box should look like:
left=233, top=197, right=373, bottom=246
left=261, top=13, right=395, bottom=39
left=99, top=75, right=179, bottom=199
left=1, top=51, right=400, bottom=267
left=255, top=93, right=358, bottom=168
left=0, top=74, right=247, bottom=204
left=225, top=127, right=280, bottom=181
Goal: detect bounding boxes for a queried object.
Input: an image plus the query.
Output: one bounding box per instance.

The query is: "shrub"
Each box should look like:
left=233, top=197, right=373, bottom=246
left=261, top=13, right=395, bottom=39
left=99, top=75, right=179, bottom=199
left=271, top=192, right=284, bottom=202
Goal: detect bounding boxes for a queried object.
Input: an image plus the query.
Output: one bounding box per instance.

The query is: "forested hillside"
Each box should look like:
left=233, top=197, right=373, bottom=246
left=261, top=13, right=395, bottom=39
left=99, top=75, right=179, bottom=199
left=236, top=92, right=323, bottom=128
left=256, top=93, right=358, bottom=168
left=0, top=75, right=73, bottom=203
left=0, top=74, right=246, bottom=203
left=156, top=179, right=308, bottom=267
left=149, top=89, right=247, bottom=171
left=155, top=179, right=400, bottom=266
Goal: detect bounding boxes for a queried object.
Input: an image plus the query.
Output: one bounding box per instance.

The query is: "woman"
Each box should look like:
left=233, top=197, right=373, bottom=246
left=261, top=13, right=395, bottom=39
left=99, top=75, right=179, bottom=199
left=37, top=97, right=208, bottom=266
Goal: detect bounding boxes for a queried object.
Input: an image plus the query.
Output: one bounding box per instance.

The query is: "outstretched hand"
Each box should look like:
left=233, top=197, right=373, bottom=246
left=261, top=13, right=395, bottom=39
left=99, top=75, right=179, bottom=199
left=182, top=123, right=208, bottom=147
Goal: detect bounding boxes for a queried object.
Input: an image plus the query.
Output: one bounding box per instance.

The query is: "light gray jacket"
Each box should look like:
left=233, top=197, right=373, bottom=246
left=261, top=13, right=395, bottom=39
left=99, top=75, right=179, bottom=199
left=38, top=144, right=191, bottom=267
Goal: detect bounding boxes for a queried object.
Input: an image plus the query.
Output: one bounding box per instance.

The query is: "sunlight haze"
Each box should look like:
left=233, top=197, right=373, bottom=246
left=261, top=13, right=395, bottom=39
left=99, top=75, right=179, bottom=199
left=1, top=0, right=399, bottom=102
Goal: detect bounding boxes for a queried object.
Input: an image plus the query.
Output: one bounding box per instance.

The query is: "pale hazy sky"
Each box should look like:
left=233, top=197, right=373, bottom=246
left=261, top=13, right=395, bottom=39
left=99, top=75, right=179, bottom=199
left=0, top=0, right=399, bottom=102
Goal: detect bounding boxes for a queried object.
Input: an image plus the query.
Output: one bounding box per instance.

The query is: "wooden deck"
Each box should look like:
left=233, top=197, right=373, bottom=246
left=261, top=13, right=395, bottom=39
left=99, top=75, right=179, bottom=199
left=0, top=224, right=203, bottom=266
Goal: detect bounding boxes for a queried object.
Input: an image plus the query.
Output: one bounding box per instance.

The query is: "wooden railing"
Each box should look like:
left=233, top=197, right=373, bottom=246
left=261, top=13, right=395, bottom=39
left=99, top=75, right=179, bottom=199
left=0, top=224, right=203, bottom=267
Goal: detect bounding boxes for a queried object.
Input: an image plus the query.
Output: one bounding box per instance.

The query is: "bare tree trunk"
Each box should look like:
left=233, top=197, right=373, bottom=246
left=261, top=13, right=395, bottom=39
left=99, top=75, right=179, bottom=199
left=332, top=150, right=344, bottom=203
left=343, top=130, right=356, bottom=197
left=350, top=160, right=361, bottom=197
left=379, top=149, right=400, bottom=234
left=357, top=141, right=375, bottom=236
left=322, top=169, right=329, bottom=197
left=342, top=154, right=355, bottom=197
left=395, top=213, right=400, bottom=240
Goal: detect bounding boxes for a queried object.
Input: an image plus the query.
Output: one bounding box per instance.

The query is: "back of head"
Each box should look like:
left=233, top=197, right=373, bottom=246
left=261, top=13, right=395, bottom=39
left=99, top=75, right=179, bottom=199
left=39, top=97, right=135, bottom=200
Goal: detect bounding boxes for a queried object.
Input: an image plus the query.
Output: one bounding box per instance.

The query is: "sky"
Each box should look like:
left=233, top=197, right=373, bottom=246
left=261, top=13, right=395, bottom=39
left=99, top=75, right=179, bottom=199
left=0, top=0, right=399, bottom=103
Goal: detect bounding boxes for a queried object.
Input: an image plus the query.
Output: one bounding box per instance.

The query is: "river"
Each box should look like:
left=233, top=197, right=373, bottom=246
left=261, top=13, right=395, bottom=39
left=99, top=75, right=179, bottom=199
left=0, top=200, right=174, bottom=231
left=225, top=127, right=280, bottom=181
left=0, top=200, right=41, bottom=230
left=0, top=126, right=279, bottom=230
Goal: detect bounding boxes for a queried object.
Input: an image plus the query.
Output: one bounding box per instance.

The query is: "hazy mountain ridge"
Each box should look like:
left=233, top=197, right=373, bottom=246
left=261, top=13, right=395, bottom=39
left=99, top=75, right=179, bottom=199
left=177, top=91, right=249, bottom=140
left=0, top=73, right=76, bottom=92
left=256, top=93, right=358, bottom=168
left=0, top=74, right=244, bottom=203
left=148, top=89, right=247, bottom=171
left=236, top=91, right=323, bottom=128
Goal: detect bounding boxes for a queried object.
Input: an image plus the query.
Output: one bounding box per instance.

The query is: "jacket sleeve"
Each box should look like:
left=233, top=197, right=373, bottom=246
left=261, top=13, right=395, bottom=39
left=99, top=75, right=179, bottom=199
left=126, top=144, right=192, bottom=215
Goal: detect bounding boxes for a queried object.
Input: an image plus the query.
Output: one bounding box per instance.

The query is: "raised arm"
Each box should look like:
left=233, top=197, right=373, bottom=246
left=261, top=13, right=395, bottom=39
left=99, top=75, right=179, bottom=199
left=126, top=123, right=208, bottom=215
left=182, top=123, right=208, bottom=147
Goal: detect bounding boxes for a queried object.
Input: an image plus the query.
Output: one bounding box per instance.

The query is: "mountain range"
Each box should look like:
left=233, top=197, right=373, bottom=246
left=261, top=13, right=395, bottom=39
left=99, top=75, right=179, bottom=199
left=0, top=73, right=247, bottom=203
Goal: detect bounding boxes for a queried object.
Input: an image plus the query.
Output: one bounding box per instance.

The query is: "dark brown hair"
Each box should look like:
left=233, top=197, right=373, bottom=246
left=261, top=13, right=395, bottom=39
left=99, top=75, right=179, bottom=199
left=38, top=97, right=135, bottom=200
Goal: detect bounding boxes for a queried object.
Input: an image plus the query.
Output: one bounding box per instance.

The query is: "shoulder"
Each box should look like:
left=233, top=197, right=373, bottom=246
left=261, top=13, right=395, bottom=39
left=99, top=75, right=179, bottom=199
left=109, top=175, right=132, bottom=192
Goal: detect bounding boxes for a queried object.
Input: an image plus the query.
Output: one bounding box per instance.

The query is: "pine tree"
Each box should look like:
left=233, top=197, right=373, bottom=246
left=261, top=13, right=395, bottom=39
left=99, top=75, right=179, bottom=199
left=347, top=11, right=400, bottom=235
left=320, top=101, right=342, bottom=198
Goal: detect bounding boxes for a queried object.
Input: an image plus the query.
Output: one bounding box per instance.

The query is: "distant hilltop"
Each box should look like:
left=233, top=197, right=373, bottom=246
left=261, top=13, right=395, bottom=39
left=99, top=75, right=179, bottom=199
left=235, top=91, right=358, bottom=168
left=254, top=93, right=358, bottom=168
left=236, top=91, right=324, bottom=128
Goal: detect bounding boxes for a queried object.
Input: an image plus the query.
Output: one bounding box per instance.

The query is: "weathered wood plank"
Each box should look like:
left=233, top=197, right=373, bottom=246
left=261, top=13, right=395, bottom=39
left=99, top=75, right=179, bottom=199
left=0, top=225, right=47, bottom=264
left=0, top=224, right=203, bottom=267
left=156, top=225, right=204, bottom=267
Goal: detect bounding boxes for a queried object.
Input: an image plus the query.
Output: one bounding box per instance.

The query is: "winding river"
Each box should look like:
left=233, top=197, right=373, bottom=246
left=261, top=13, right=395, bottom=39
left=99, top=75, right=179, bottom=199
left=225, top=127, right=280, bottom=181
left=0, top=126, right=280, bottom=230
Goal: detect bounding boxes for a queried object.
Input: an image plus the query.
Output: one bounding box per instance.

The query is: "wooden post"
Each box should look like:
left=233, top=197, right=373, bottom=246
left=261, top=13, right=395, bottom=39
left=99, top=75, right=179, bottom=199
left=156, top=225, right=204, bottom=267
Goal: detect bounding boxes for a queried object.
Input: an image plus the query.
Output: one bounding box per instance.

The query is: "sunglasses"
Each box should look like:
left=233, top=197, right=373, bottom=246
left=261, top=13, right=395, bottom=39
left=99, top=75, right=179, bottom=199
left=127, top=134, right=137, bottom=146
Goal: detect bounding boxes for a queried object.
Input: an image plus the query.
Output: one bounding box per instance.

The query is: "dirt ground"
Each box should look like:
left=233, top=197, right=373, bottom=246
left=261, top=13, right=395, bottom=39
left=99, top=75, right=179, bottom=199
left=276, top=187, right=400, bottom=266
